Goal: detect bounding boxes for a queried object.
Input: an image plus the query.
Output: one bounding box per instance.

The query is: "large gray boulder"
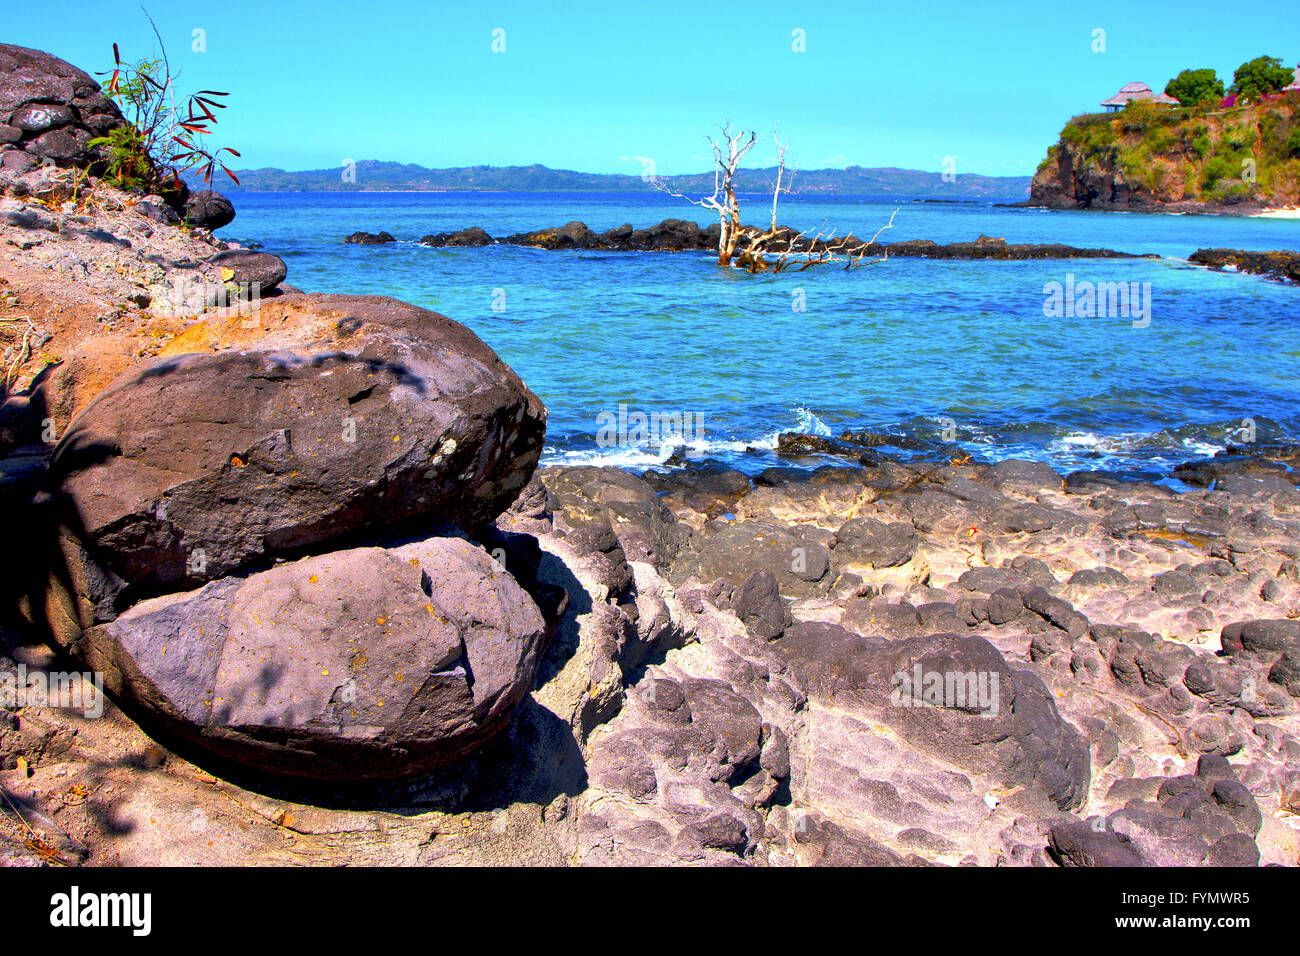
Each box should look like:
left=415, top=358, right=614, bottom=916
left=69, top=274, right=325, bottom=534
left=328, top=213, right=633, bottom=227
left=47, top=294, right=547, bottom=614
left=74, top=539, right=547, bottom=779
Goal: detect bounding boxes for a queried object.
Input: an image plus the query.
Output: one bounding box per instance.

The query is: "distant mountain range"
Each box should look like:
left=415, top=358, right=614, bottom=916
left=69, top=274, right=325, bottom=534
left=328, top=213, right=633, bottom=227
left=190, top=161, right=1032, bottom=200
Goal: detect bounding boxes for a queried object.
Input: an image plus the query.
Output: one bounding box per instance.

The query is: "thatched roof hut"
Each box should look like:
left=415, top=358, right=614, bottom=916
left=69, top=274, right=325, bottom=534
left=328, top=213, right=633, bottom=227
left=1100, top=81, right=1179, bottom=111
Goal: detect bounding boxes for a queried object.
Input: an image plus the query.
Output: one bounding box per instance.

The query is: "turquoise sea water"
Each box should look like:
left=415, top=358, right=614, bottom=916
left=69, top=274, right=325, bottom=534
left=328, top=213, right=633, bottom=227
left=221, top=191, right=1300, bottom=479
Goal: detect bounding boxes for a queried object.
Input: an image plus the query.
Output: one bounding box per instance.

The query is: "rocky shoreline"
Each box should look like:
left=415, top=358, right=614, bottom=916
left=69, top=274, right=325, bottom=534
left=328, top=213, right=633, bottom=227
left=347, top=219, right=1153, bottom=261
left=1, top=44, right=1298, bottom=869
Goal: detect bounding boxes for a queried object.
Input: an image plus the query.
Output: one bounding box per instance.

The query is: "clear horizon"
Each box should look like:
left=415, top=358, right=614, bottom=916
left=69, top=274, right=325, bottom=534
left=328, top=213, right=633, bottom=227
left=12, top=1, right=1300, bottom=178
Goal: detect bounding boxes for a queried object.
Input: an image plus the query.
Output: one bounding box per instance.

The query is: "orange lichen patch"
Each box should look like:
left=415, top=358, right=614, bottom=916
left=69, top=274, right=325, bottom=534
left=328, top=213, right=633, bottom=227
left=229, top=453, right=248, bottom=467
left=157, top=297, right=341, bottom=357
left=308, top=574, right=318, bottom=584
left=1138, top=527, right=1212, bottom=549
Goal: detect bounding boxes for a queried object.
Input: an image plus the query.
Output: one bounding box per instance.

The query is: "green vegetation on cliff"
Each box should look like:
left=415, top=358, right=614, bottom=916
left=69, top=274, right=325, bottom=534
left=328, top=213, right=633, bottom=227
left=1165, top=68, right=1225, bottom=107
left=1032, top=94, right=1300, bottom=209
left=1231, top=56, right=1295, bottom=101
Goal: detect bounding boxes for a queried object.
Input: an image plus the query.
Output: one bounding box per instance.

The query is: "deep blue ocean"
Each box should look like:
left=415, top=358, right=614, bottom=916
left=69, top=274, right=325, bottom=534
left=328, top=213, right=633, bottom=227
left=220, top=191, right=1300, bottom=481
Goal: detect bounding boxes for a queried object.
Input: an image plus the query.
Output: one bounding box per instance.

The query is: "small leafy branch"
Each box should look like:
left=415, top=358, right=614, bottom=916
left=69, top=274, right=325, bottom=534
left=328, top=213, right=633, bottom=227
left=90, top=12, right=240, bottom=194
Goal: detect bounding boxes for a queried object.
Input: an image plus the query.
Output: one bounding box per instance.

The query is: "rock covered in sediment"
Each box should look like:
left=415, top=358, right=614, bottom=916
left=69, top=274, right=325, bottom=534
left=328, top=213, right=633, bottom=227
left=0, top=44, right=126, bottom=175
left=74, top=539, right=547, bottom=779
left=47, top=294, right=547, bottom=609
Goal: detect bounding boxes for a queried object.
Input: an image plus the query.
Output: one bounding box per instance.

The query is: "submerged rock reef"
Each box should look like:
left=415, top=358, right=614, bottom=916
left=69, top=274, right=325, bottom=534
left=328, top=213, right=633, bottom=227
left=401, top=220, right=1151, bottom=260
left=0, top=44, right=1297, bottom=868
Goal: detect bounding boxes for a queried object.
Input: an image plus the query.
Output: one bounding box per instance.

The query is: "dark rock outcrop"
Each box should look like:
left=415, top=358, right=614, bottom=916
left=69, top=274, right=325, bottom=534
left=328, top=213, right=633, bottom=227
left=183, top=190, right=236, bottom=230
left=1189, top=248, right=1300, bottom=284
left=344, top=230, right=395, bottom=245
left=418, top=226, right=491, bottom=247
left=1048, top=820, right=1145, bottom=866
left=413, top=218, right=1149, bottom=260
left=541, top=465, right=683, bottom=569
left=671, top=519, right=831, bottom=598
left=0, top=43, right=126, bottom=175
left=207, top=249, right=287, bottom=293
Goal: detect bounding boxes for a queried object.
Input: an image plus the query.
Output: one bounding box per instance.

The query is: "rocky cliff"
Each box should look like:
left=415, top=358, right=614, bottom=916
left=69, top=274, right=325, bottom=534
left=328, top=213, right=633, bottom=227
left=1028, top=96, right=1300, bottom=212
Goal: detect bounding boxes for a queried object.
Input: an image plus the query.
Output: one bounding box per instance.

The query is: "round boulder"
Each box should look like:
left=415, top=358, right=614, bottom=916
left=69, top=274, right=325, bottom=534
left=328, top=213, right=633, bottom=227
left=184, top=190, right=236, bottom=230
left=207, top=249, right=286, bottom=293
left=47, top=294, right=547, bottom=607
left=74, top=540, right=547, bottom=780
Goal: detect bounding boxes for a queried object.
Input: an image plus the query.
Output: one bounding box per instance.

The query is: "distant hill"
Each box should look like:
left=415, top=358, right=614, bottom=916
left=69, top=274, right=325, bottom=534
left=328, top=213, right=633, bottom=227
left=189, top=161, right=1031, bottom=201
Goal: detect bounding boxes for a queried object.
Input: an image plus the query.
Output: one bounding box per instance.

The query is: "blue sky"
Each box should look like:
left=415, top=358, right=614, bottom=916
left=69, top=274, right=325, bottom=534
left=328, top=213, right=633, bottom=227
left=15, top=1, right=1300, bottom=176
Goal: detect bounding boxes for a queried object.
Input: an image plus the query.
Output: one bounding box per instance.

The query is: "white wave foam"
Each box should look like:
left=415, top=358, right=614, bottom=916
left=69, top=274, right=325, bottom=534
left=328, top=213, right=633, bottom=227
left=541, top=431, right=782, bottom=469
left=1051, top=430, right=1225, bottom=460
left=540, top=404, right=836, bottom=468
left=794, top=406, right=834, bottom=437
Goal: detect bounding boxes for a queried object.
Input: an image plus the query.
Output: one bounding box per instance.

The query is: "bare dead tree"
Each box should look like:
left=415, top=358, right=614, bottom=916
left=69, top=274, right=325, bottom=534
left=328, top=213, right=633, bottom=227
left=653, top=122, right=756, bottom=266
left=656, top=124, right=899, bottom=273
left=733, top=132, right=794, bottom=270
left=740, top=207, right=900, bottom=273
